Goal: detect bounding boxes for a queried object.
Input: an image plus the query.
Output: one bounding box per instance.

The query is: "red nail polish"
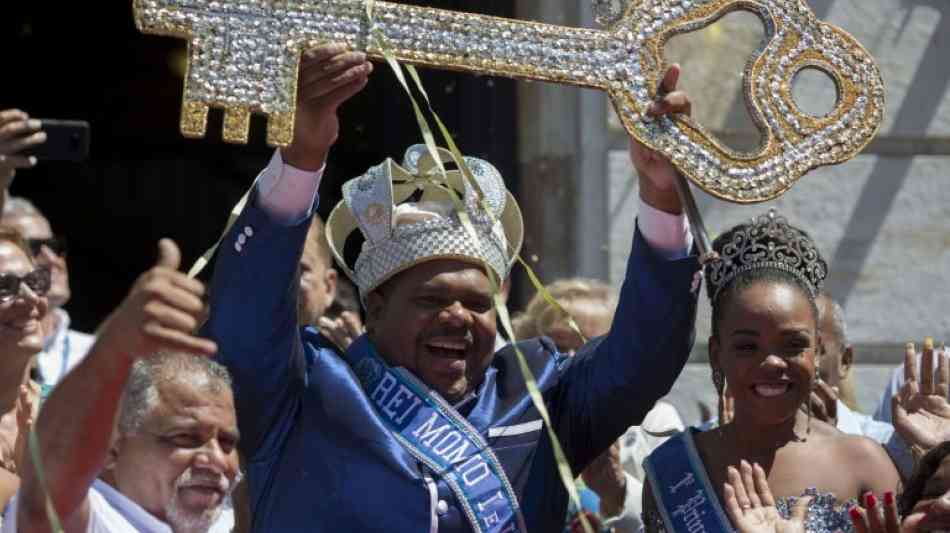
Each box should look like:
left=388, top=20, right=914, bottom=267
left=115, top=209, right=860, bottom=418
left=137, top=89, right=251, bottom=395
left=884, top=491, right=894, bottom=506
left=867, top=493, right=878, bottom=508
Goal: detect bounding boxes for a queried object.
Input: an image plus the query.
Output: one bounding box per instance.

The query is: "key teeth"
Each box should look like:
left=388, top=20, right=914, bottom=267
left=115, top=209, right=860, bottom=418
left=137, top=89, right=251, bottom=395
left=266, top=112, right=295, bottom=148
left=180, top=100, right=209, bottom=139
left=222, top=107, right=251, bottom=145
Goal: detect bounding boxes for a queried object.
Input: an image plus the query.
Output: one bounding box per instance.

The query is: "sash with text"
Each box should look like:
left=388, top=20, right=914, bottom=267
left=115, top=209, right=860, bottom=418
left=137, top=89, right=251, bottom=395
left=344, top=336, right=527, bottom=533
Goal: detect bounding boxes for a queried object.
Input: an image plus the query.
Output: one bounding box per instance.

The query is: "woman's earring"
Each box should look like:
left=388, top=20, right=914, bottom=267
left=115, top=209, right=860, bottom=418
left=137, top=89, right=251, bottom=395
left=712, top=367, right=725, bottom=425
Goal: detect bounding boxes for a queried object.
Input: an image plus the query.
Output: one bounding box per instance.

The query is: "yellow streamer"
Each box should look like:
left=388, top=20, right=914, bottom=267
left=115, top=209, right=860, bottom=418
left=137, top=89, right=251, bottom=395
left=187, top=183, right=255, bottom=279
left=28, top=428, right=64, bottom=532
left=176, top=7, right=597, bottom=529
left=366, top=6, right=593, bottom=532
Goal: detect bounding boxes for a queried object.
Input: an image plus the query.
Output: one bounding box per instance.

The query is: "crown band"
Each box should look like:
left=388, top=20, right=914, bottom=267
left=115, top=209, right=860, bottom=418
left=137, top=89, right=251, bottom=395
left=711, top=261, right=819, bottom=302
left=705, top=209, right=827, bottom=303
left=326, top=145, right=525, bottom=302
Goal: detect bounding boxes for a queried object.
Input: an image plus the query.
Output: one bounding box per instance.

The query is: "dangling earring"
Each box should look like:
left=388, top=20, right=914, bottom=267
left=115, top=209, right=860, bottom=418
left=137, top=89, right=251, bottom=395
left=712, top=366, right=725, bottom=425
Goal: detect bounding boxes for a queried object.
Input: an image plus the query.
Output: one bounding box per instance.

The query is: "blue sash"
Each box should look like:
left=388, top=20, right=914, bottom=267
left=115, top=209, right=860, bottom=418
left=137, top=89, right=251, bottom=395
left=343, top=337, right=527, bottom=533
left=644, top=429, right=733, bottom=533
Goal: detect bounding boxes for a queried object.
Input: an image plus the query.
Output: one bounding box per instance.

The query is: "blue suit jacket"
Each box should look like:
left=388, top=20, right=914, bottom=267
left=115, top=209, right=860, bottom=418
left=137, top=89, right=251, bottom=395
left=203, top=202, right=699, bottom=532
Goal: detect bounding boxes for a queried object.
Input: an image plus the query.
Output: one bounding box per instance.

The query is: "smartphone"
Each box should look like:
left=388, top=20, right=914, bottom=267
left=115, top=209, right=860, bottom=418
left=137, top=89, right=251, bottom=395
left=22, top=120, right=90, bottom=162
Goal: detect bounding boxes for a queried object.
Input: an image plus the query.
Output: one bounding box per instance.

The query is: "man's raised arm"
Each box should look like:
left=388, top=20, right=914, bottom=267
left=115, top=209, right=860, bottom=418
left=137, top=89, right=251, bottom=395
left=551, top=65, right=700, bottom=473
left=200, top=44, right=372, bottom=460
left=17, top=240, right=216, bottom=533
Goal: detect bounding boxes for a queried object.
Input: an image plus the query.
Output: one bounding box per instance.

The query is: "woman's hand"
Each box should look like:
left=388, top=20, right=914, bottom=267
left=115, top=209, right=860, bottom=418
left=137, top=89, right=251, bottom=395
left=724, top=460, right=811, bottom=533
left=892, top=339, right=950, bottom=454
left=849, top=491, right=902, bottom=533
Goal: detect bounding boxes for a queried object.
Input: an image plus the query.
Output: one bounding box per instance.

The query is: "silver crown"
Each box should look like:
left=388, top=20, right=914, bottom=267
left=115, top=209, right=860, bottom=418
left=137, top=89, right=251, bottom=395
left=326, top=145, right=524, bottom=302
left=705, top=209, right=827, bottom=302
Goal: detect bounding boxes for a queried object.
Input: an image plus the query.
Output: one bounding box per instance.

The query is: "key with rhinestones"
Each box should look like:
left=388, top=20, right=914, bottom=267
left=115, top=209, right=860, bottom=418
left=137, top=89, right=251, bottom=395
left=133, top=0, right=884, bottom=203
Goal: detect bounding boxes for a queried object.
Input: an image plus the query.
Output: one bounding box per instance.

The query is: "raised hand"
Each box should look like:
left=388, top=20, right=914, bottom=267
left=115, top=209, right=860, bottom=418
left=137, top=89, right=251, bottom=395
left=629, top=64, right=691, bottom=214
left=892, top=339, right=950, bottom=453
left=318, top=311, right=365, bottom=352
left=0, top=109, right=46, bottom=183
left=724, top=461, right=811, bottom=533
left=808, top=379, right=839, bottom=426
left=95, top=239, right=217, bottom=362
left=849, top=491, right=902, bottom=533
left=281, top=43, right=373, bottom=170
left=581, top=439, right=627, bottom=518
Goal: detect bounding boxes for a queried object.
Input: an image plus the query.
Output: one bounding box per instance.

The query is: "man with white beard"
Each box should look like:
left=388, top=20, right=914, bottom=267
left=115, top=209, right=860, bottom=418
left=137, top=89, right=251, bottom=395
left=3, top=239, right=237, bottom=533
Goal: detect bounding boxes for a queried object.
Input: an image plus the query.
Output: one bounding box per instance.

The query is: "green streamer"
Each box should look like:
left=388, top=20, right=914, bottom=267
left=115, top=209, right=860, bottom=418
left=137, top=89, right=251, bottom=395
left=365, top=6, right=593, bottom=532
left=179, top=6, right=597, bottom=529
left=28, top=428, right=64, bottom=532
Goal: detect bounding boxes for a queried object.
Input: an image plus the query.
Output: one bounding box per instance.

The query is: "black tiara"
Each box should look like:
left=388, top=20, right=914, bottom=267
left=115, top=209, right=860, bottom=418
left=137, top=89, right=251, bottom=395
left=705, top=209, right=828, bottom=302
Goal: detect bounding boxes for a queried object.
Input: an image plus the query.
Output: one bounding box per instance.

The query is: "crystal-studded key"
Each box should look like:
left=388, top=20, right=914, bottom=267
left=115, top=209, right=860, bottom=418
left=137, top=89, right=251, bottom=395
left=133, top=0, right=885, bottom=203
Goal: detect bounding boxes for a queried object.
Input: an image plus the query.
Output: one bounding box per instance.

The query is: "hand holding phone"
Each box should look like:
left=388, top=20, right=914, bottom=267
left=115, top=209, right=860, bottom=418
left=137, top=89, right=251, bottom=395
left=22, top=119, right=90, bottom=162
left=0, top=109, right=47, bottom=180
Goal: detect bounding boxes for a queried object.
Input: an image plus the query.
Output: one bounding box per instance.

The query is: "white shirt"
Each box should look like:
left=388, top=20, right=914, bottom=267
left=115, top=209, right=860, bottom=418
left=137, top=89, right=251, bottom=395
left=36, top=309, right=95, bottom=387
left=604, top=401, right=686, bottom=533
left=3, top=479, right=171, bottom=533
left=256, top=150, right=324, bottom=226
left=836, top=400, right=894, bottom=444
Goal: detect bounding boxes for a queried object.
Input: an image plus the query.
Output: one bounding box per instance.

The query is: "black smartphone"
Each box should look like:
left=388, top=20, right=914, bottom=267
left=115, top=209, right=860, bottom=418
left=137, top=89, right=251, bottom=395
left=22, top=120, right=90, bottom=162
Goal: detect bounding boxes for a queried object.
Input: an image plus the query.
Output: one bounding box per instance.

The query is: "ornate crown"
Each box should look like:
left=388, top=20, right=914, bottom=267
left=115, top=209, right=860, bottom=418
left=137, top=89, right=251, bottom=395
left=705, top=209, right=827, bottom=302
left=326, top=145, right=524, bottom=301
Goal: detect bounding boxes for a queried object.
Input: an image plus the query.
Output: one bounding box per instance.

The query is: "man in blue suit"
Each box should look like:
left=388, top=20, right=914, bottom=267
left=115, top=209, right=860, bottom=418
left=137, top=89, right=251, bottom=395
left=203, top=44, right=700, bottom=532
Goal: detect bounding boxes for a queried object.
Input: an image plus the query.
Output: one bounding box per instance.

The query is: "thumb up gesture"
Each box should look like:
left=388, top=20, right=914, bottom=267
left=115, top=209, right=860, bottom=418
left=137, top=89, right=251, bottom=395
left=97, top=239, right=217, bottom=361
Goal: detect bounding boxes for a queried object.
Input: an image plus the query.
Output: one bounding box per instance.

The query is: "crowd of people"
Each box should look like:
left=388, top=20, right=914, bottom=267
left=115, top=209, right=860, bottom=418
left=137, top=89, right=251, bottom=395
left=0, top=43, right=946, bottom=533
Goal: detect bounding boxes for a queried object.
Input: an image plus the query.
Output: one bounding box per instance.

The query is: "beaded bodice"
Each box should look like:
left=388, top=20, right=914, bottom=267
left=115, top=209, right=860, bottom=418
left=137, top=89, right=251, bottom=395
left=644, top=487, right=857, bottom=533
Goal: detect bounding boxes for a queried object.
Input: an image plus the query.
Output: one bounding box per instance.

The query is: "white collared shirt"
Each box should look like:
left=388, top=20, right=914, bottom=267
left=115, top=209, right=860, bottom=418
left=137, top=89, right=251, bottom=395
left=836, top=400, right=894, bottom=444
left=3, top=479, right=171, bottom=533
left=36, top=309, right=95, bottom=387
left=602, top=401, right=686, bottom=533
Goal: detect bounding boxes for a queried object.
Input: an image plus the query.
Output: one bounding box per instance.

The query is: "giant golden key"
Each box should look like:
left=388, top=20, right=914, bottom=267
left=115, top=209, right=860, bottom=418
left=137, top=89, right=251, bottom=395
left=133, top=0, right=884, bottom=203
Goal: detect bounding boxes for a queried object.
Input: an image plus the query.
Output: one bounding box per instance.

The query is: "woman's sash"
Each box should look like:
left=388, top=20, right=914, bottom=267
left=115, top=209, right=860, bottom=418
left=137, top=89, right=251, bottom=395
left=343, top=338, right=527, bottom=533
left=643, top=430, right=733, bottom=533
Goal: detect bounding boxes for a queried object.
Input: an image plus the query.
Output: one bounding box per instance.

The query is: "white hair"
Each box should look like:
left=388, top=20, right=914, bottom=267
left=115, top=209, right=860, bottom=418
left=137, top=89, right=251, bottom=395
left=117, top=352, right=232, bottom=436
left=163, top=466, right=230, bottom=533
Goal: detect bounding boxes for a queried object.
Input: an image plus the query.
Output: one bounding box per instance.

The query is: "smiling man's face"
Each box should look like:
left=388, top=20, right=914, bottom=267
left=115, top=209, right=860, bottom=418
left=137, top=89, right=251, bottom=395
left=110, top=376, right=240, bottom=533
left=366, top=259, right=497, bottom=403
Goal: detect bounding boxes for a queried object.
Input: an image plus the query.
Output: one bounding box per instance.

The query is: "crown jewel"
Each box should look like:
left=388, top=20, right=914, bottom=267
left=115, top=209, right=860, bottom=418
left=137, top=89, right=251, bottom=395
left=705, top=209, right=827, bottom=302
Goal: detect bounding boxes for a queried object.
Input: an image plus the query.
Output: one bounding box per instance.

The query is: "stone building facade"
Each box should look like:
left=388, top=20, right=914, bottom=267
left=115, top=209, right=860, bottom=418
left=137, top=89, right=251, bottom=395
left=514, top=0, right=949, bottom=420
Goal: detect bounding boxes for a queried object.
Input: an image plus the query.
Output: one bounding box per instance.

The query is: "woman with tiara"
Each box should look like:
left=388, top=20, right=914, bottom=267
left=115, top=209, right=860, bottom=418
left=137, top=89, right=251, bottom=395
left=641, top=210, right=900, bottom=533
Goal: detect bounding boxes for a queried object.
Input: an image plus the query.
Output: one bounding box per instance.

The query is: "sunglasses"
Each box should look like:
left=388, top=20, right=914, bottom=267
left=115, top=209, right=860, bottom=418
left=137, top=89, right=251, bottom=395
left=27, top=237, right=68, bottom=257
left=0, top=266, right=51, bottom=302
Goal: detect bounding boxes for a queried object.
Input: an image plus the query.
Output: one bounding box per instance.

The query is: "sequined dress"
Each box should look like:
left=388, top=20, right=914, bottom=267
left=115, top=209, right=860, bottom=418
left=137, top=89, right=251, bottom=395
left=643, top=487, right=856, bottom=533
